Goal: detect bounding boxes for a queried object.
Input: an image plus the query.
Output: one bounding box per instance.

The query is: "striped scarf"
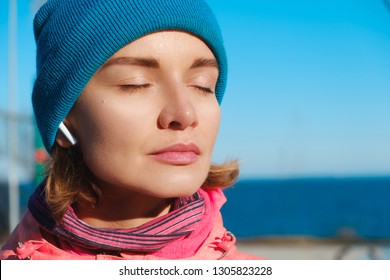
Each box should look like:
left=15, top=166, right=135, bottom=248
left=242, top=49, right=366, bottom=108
left=28, top=182, right=205, bottom=253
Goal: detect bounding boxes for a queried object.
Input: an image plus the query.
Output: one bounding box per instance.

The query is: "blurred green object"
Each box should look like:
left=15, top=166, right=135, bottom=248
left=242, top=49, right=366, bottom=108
left=33, top=122, right=47, bottom=187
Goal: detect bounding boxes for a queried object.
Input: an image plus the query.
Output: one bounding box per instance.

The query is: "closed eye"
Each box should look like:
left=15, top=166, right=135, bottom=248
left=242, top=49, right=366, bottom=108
left=119, top=84, right=152, bottom=93
left=193, top=86, right=215, bottom=94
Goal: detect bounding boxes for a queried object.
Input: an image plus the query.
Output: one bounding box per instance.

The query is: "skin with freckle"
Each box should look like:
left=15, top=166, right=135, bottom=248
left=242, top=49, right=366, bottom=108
left=62, top=32, right=221, bottom=228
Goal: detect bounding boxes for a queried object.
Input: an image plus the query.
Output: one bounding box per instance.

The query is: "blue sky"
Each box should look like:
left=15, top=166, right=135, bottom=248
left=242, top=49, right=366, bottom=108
left=0, top=0, right=389, bottom=179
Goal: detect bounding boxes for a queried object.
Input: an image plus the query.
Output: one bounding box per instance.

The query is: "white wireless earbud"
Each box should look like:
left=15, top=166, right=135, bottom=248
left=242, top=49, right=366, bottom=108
left=59, top=122, right=78, bottom=145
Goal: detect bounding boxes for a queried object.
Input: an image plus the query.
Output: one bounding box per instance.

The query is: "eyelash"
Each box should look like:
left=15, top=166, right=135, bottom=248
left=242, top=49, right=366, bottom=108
left=119, top=84, right=151, bottom=93
left=194, top=86, right=215, bottom=94
left=118, top=84, right=215, bottom=95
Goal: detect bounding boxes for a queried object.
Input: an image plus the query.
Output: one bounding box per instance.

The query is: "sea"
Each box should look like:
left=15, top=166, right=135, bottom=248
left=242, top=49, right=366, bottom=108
left=221, top=177, right=390, bottom=240
left=1, top=177, right=390, bottom=241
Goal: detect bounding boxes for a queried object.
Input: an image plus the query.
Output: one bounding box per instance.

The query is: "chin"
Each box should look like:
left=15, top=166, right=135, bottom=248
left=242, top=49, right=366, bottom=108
left=137, top=162, right=209, bottom=196
left=143, top=172, right=208, bottom=198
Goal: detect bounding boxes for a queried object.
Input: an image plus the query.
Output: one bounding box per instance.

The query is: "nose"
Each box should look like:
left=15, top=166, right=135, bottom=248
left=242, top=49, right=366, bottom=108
left=158, top=86, right=199, bottom=130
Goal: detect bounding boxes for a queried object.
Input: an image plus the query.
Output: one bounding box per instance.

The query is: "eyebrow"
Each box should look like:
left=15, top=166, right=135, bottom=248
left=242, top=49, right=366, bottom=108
left=101, top=57, right=159, bottom=69
left=190, top=58, right=219, bottom=70
left=100, top=56, right=218, bottom=71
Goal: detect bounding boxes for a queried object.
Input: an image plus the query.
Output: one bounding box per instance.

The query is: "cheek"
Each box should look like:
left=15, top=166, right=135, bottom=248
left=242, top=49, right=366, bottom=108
left=200, top=103, right=221, bottom=147
left=71, top=100, right=154, bottom=156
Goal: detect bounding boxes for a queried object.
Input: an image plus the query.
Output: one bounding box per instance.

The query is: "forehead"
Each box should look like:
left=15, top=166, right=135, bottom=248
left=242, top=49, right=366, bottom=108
left=108, top=31, right=216, bottom=61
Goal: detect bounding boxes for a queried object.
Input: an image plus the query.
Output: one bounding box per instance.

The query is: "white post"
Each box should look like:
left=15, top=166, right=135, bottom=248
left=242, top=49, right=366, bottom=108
left=8, top=0, right=19, bottom=233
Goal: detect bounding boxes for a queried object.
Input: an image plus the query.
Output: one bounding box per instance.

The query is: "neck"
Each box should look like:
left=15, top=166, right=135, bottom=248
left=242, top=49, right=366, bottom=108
left=76, top=187, right=174, bottom=229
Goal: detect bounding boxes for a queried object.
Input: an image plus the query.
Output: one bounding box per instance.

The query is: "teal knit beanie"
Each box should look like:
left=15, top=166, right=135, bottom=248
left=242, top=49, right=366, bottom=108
left=32, top=0, right=227, bottom=153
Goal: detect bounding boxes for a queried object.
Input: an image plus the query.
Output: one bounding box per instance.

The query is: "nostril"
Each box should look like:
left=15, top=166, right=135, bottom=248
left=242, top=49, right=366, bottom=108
left=169, top=121, right=182, bottom=130
left=157, top=102, right=199, bottom=130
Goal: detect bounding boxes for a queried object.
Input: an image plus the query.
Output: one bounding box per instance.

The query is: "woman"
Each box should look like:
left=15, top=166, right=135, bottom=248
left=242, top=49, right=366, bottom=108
left=1, top=0, right=261, bottom=260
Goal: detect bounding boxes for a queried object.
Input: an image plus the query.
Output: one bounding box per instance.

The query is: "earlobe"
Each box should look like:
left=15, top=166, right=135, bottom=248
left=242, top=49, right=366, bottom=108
left=56, top=122, right=78, bottom=147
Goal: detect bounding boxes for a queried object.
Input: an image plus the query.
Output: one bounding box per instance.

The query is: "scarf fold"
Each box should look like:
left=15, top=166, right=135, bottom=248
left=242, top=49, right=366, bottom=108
left=28, top=182, right=205, bottom=253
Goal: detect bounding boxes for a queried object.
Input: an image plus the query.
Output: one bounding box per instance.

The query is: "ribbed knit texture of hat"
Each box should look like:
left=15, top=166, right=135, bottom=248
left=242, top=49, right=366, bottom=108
left=32, top=0, right=227, bottom=153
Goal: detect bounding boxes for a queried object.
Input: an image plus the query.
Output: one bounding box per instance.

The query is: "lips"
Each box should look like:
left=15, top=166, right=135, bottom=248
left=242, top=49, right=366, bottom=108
left=150, top=143, right=200, bottom=165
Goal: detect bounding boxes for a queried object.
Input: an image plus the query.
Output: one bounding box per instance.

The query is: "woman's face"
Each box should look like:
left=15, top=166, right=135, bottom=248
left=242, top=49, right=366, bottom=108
left=66, top=31, right=221, bottom=198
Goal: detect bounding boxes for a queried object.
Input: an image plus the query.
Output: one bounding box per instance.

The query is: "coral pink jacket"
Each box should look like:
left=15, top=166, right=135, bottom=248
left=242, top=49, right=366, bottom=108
left=1, top=189, right=262, bottom=260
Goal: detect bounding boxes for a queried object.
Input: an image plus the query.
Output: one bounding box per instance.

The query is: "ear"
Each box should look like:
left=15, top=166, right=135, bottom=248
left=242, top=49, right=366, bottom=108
left=55, top=129, right=73, bottom=148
